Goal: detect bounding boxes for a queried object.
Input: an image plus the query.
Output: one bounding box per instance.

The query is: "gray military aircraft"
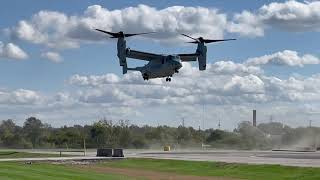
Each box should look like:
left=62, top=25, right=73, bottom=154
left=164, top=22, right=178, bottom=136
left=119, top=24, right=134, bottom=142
left=95, top=29, right=235, bottom=81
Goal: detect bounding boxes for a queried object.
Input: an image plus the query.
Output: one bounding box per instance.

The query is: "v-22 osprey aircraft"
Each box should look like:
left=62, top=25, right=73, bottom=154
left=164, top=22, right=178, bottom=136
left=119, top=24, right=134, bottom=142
left=95, top=29, right=236, bottom=82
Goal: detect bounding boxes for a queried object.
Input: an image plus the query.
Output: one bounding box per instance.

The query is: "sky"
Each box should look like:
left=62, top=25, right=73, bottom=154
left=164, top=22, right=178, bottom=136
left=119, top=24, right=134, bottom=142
left=0, top=0, right=320, bottom=130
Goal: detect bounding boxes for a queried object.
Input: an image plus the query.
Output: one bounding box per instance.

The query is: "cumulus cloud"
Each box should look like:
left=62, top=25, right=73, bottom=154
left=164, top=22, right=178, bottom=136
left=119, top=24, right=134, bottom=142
left=41, top=51, right=63, bottom=63
left=245, top=50, right=320, bottom=67
left=5, top=1, right=320, bottom=49
left=0, top=89, right=41, bottom=105
left=8, top=5, right=228, bottom=49
left=69, top=58, right=320, bottom=106
left=229, top=0, right=320, bottom=37
left=3, top=60, right=320, bottom=128
left=3, top=2, right=320, bottom=128
left=0, top=41, right=28, bottom=60
left=263, top=75, right=320, bottom=102
left=69, top=74, right=120, bottom=86
left=69, top=71, right=164, bottom=87
left=209, top=61, right=262, bottom=75
left=223, top=75, right=265, bottom=95
left=228, top=11, right=265, bottom=37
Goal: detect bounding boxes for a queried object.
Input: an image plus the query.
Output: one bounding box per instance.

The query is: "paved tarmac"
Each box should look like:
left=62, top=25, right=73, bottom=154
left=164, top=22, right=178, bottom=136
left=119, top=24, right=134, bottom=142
left=0, top=156, right=123, bottom=162
left=128, top=150, right=320, bottom=167
left=2, top=149, right=320, bottom=167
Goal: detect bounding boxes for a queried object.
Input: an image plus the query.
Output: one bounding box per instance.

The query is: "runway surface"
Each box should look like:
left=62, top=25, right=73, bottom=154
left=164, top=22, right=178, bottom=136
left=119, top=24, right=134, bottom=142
left=127, top=150, right=320, bottom=167
left=2, top=149, right=320, bottom=167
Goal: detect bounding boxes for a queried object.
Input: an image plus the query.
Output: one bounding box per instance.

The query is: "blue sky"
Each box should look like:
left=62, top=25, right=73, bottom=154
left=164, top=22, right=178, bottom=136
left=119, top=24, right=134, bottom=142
left=0, top=0, right=320, bottom=129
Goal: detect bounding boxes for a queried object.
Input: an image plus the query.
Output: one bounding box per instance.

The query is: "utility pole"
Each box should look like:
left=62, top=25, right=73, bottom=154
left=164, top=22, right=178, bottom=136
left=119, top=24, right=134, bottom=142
left=309, top=120, right=312, bottom=128
left=182, top=117, right=185, bottom=127
left=83, top=137, right=86, bottom=156
left=202, top=103, right=205, bottom=130
left=218, top=119, right=221, bottom=129
left=269, top=115, right=273, bottom=123
left=253, top=109, right=257, bottom=127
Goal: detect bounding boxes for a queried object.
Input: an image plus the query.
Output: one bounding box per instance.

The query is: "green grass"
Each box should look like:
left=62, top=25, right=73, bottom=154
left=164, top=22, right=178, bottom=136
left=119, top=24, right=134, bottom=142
left=0, top=151, right=70, bottom=158
left=101, top=158, right=320, bottom=180
left=1, top=158, right=320, bottom=180
left=0, top=162, right=140, bottom=180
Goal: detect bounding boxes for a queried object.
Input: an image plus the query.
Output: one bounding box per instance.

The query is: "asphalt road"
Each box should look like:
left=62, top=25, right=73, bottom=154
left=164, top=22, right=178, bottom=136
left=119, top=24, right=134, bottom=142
left=127, top=150, right=320, bottom=167
left=2, top=149, right=320, bottom=167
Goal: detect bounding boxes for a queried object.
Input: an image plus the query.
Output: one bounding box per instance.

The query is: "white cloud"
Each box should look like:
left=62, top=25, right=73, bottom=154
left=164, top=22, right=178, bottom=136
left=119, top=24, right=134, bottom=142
left=229, top=0, right=320, bottom=37
left=3, top=59, right=320, bottom=128
left=69, top=74, right=120, bottom=86
left=3, top=2, right=320, bottom=128
left=66, top=55, right=320, bottom=110
left=0, top=41, right=28, bottom=60
left=223, top=75, right=265, bottom=95
left=245, top=50, right=320, bottom=67
left=41, top=51, right=63, bottom=63
left=6, top=1, right=320, bottom=48
left=67, top=64, right=266, bottom=106
left=209, top=61, right=262, bottom=75
left=8, top=5, right=228, bottom=49
left=227, top=11, right=265, bottom=37
left=0, top=89, right=41, bottom=105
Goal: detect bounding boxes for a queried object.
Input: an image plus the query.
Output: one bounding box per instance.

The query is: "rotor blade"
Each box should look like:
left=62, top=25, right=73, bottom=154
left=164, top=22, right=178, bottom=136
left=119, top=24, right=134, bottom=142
left=94, top=29, right=119, bottom=37
left=203, top=39, right=236, bottom=43
left=181, top=34, right=199, bottom=42
left=186, top=41, right=199, bottom=44
left=124, top=32, right=156, bottom=37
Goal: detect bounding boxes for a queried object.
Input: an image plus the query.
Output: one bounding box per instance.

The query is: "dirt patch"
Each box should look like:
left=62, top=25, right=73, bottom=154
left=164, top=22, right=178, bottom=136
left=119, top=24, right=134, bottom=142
left=74, top=165, right=240, bottom=180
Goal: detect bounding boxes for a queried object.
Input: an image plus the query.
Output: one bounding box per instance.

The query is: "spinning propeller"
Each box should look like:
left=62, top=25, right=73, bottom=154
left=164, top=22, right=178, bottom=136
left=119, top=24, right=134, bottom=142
left=181, top=34, right=236, bottom=44
left=95, top=29, right=155, bottom=38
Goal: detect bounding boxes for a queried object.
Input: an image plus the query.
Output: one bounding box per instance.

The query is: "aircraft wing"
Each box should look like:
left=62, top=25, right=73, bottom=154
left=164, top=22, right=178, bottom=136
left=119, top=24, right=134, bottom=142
left=126, top=49, right=162, bottom=61
left=178, top=53, right=199, bottom=61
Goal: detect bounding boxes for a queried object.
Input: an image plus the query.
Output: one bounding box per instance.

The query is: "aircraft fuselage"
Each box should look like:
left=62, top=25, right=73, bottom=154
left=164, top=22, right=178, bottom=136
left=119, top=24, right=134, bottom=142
left=140, top=55, right=182, bottom=80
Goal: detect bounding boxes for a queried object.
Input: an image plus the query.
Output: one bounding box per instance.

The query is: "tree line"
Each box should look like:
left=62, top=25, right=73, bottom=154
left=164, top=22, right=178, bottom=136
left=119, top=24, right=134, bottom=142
left=0, top=117, right=319, bottom=150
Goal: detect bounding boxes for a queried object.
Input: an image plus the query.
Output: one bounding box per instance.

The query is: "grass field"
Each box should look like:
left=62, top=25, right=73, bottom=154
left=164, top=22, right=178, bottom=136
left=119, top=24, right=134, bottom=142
left=0, top=158, right=320, bottom=180
left=0, top=151, right=68, bottom=158
left=0, top=162, right=137, bottom=180
left=99, top=158, right=320, bottom=180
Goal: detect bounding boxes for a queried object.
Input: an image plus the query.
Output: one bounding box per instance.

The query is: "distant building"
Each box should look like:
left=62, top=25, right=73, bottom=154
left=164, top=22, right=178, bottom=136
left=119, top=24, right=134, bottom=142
left=253, top=110, right=257, bottom=127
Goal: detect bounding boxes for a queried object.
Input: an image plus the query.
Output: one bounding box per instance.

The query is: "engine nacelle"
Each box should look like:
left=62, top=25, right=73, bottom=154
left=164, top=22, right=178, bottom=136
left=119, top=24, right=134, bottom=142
left=198, top=55, right=206, bottom=70
left=117, top=37, right=127, bottom=66
left=197, top=43, right=207, bottom=71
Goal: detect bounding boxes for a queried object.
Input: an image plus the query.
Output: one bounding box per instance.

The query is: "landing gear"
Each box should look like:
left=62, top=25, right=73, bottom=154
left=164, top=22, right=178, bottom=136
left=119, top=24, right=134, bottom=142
left=165, top=77, right=171, bottom=82
left=143, top=73, right=149, bottom=81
